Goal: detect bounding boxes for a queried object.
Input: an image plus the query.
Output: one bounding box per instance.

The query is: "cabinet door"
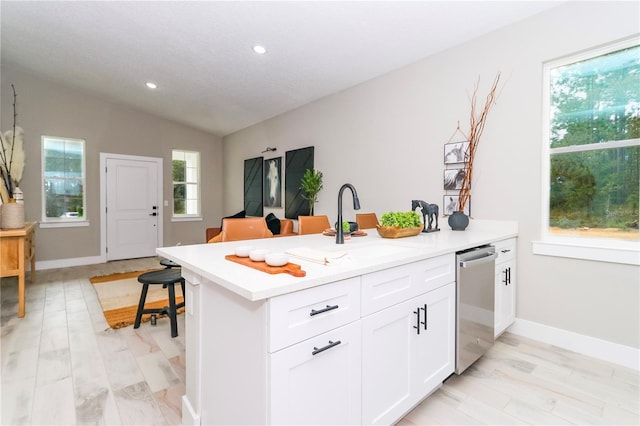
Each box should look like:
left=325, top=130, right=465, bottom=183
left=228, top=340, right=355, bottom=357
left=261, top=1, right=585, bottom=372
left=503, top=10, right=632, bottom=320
left=494, top=239, right=517, bottom=338
left=502, top=261, right=516, bottom=333
left=270, top=321, right=361, bottom=425
left=362, top=283, right=456, bottom=425
left=495, top=260, right=516, bottom=337
left=362, top=297, right=416, bottom=425
left=412, top=282, right=455, bottom=398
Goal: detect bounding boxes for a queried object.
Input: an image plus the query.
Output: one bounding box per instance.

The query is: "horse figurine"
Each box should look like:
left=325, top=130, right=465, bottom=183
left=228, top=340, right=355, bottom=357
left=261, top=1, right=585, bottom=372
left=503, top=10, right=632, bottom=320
left=411, top=199, right=440, bottom=233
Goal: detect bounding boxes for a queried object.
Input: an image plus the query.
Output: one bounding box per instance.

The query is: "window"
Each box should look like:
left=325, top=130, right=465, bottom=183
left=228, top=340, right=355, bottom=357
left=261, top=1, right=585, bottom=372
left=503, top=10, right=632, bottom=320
left=41, top=136, right=87, bottom=226
left=535, top=38, right=639, bottom=265
left=172, top=149, right=200, bottom=219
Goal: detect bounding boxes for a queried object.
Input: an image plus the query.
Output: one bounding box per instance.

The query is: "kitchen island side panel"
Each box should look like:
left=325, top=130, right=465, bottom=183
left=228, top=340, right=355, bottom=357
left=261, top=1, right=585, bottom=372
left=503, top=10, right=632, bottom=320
left=200, top=277, right=269, bottom=425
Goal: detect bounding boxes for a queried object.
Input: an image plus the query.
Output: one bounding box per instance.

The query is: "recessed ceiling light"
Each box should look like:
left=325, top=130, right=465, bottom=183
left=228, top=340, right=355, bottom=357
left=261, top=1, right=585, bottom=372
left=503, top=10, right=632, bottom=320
left=252, top=45, right=267, bottom=55
left=146, top=82, right=157, bottom=89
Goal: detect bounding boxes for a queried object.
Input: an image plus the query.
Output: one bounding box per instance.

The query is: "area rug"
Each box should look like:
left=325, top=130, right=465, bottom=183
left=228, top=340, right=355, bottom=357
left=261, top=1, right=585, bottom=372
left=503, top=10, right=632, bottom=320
left=90, top=270, right=185, bottom=329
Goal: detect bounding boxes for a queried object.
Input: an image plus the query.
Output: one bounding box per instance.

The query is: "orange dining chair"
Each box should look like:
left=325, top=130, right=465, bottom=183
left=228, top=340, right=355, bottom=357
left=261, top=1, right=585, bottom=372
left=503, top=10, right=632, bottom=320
left=297, top=215, right=331, bottom=235
left=210, top=217, right=273, bottom=243
left=356, top=213, right=379, bottom=230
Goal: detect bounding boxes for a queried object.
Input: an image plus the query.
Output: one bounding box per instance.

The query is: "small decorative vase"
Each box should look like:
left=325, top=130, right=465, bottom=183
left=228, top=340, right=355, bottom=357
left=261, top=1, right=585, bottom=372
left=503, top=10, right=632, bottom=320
left=2, top=199, right=25, bottom=229
left=448, top=211, right=469, bottom=231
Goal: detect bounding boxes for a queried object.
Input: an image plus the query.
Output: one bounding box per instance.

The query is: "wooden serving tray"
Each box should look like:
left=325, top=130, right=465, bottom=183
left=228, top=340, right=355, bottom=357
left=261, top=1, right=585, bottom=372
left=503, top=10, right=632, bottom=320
left=225, top=254, right=306, bottom=277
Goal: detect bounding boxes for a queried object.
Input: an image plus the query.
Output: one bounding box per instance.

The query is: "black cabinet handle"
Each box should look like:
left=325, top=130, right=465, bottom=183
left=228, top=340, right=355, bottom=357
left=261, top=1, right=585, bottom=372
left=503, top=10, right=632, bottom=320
left=501, top=249, right=511, bottom=254
left=413, top=308, right=421, bottom=335
left=507, top=267, right=511, bottom=285
left=312, top=340, right=341, bottom=355
left=422, top=304, right=428, bottom=330
left=310, top=304, right=339, bottom=316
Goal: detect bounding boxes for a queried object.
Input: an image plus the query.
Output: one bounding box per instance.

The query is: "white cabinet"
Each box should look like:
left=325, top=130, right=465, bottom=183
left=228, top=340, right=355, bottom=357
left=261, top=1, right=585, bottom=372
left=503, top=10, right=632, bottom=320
left=412, top=284, right=455, bottom=402
left=269, top=277, right=361, bottom=352
left=494, top=238, right=517, bottom=337
left=269, top=278, right=362, bottom=425
left=361, top=256, right=455, bottom=425
left=270, top=321, right=362, bottom=425
left=190, top=252, right=457, bottom=426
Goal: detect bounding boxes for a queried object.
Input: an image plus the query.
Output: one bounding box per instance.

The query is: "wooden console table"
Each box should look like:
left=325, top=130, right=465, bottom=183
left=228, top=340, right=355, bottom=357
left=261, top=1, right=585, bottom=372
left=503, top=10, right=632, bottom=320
left=0, top=221, right=36, bottom=317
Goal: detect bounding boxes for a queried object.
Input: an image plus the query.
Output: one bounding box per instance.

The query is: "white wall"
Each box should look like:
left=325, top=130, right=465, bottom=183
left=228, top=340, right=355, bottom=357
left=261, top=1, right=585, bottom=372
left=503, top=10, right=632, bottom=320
left=223, top=1, right=639, bottom=349
left=0, top=67, right=224, bottom=262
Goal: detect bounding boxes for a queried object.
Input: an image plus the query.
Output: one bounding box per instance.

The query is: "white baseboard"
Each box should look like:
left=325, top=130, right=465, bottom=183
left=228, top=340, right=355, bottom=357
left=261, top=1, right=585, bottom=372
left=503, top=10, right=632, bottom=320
left=508, top=318, right=639, bottom=371
left=36, top=255, right=106, bottom=271
left=182, top=395, right=200, bottom=426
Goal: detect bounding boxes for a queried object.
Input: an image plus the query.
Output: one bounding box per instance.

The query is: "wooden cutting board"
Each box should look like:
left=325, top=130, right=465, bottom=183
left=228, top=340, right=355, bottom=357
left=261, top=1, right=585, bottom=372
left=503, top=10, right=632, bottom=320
left=225, top=255, right=306, bottom=277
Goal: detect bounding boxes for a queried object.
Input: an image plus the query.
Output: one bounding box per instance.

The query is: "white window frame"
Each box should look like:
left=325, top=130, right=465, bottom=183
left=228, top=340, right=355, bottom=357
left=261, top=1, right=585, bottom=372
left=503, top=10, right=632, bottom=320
left=171, top=149, right=201, bottom=221
left=40, top=135, right=88, bottom=228
left=533, top=37, right=640, bottom=266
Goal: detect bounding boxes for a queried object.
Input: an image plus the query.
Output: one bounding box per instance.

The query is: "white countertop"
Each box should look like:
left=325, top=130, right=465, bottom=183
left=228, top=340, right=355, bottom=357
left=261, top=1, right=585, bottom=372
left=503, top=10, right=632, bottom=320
left=157, top=219, right=517, bottom=301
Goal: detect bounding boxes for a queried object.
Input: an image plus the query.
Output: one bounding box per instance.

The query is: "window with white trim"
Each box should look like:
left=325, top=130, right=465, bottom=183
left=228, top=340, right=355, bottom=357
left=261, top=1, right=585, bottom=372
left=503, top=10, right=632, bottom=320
left=535, top=38, right=639, bottom=265
left=41, top=136, right=87, bottom=225
left=172, top=149, right=200, bottom=218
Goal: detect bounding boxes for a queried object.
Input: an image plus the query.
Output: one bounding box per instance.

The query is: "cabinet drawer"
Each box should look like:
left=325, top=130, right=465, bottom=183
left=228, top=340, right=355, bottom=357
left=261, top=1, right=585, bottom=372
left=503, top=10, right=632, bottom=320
left=268, top=277, right=361, bottom=352
left=361, top=254, right=454, bottom=316
left=494, top=238, right=516, bottom=264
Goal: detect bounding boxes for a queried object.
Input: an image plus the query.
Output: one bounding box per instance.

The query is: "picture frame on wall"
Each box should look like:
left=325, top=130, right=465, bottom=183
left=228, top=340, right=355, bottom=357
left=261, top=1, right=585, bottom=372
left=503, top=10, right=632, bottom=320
left=264, top=157, right=282, bottom=207
left=444, top=141, right=469, bottom=164
left=443, top=168, right=466, bottom=190
left=443, top=195, right=470, bottom=216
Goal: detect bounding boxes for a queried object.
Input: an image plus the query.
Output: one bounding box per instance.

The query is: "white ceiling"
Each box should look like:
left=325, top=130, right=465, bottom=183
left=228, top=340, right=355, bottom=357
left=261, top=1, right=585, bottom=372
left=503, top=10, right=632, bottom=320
left=1, top=1, right=563, bottom=137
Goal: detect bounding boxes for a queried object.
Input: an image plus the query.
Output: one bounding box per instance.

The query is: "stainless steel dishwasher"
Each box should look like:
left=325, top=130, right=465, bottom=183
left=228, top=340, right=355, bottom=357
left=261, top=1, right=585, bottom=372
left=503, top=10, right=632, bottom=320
left=455, top=245, right=498, bottom=374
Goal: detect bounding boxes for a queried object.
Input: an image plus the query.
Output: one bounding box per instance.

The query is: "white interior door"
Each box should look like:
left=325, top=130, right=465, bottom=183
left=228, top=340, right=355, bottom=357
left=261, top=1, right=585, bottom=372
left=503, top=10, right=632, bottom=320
left=104, top=155, right=162, bottom=261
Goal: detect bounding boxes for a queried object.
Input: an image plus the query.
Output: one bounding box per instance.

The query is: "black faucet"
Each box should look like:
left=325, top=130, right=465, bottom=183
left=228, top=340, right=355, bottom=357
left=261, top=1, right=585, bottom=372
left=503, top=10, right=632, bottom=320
left=336, top=183, right=361, bottom=244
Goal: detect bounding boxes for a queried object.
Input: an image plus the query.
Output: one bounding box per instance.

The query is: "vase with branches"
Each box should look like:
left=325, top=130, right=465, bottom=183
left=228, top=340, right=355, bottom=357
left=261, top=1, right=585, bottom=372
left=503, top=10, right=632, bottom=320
left=0, top=84, right=25, bottom=202
left=457, top=73, right=501, bottom=213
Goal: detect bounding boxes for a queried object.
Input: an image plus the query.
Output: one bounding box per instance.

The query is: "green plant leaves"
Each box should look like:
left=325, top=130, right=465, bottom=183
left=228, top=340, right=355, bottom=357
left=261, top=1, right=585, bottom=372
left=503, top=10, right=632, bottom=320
left=380, top=211, right=421, bottom=228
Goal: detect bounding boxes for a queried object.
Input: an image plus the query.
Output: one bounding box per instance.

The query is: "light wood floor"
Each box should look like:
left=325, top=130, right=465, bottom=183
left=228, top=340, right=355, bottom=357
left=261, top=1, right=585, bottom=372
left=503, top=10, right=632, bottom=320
left=1, top=258, right=638, bottom=425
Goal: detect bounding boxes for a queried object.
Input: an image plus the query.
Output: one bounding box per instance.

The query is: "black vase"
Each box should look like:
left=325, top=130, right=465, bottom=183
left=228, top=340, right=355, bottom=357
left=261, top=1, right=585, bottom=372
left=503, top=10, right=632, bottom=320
left=448, top=211, right=469, bottom=231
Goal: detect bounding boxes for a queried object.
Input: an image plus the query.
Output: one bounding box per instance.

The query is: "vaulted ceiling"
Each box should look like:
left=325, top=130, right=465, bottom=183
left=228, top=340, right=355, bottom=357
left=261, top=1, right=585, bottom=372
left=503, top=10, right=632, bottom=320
left=1, top=1, right=563, bottom=137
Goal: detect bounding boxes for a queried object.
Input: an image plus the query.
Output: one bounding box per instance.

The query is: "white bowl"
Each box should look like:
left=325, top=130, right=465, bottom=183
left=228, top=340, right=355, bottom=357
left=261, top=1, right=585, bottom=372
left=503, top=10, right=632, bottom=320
left=265, top=252, right=289, bottom=267
left=249, top=249, right=269, bottom=262
left=235, top=245, right=253, bottom=257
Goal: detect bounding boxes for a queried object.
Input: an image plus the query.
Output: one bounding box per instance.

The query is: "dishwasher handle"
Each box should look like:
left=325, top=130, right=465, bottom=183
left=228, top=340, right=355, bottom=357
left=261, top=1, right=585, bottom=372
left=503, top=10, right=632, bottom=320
left=459, top=252, right=498, bottom=268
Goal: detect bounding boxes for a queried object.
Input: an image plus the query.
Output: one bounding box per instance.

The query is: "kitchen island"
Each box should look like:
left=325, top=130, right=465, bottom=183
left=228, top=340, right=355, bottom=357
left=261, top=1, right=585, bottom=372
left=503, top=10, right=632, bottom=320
left=158, top=219, right=517, bottom=425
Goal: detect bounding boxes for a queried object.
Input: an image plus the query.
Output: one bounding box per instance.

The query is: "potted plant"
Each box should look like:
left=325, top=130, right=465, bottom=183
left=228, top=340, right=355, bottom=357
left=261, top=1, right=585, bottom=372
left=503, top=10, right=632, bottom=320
left=450, top=73, right=501, bottom=230
left=377, top=211, right=423, bottom=238
left=300, top=168, right=323, bottom=215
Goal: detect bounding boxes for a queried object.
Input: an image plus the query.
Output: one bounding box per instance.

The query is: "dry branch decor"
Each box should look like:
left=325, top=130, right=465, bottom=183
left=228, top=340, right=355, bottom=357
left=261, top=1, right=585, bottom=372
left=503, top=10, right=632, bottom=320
left=457, top=73, right=501, bottom=212
left=0, top=84, right=25, bottom=201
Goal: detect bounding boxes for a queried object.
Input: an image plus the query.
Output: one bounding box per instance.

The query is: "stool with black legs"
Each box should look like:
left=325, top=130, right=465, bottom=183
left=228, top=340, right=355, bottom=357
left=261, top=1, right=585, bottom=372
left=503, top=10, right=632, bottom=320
left=134, top=268, right=185, bottom=338
left=159, top=258, right=180, bottom=269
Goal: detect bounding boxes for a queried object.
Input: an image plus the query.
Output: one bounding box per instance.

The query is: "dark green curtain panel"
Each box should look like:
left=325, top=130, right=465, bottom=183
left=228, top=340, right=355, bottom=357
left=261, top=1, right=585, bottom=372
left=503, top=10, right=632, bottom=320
left=285, top=146, right=314, bottom=219
left=244, top=157, right=263, bottom=217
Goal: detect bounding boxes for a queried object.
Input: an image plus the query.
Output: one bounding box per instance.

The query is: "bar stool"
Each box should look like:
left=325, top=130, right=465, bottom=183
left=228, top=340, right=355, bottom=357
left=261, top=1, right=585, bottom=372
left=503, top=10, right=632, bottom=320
left=134, top=268, right=185, bottom=338
left=159, top=258, right=180, bottom=269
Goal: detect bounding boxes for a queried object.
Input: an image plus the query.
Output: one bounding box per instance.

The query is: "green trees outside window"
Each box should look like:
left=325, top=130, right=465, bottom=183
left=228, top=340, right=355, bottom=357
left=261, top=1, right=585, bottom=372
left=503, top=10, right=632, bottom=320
left=172, top=150, right=200, bottom=217
left=547, top=42, right=639, bottom=239
left=42, top=137, right=85, bottom=219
